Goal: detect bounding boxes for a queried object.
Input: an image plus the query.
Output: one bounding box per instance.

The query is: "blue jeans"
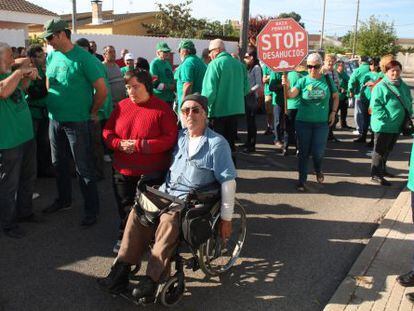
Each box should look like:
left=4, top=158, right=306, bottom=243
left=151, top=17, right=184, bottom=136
left=0, top=139, right=36, bottom=231
left=295, top=121, right=329, bottom=184
left=49, top=120, right=99, bottom=219
left=354, top=98, right=365, bottom=134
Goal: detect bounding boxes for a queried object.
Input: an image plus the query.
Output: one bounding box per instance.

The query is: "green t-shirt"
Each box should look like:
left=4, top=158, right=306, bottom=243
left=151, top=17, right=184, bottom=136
left=269, top=71, right=284, bottom=106
left=176, top=54, right=206, bottom=108
left=348, top=63, right=370, bottom=98
left=361, top=71, right=381, bottom=104
left=26, top=65, right=48, bottom=120
left=336, top=70, right=349, bottom=101
left=294, top=75, right=338, bottom=123
left=120, top=66, right=133, bottom=77
left=262, top=65, right=272, bottom=96
left=370, top=76, right=413, bottom=133
left=407, top=141, right=414, bottom=191
left=287, top=70, right=308, bottom=109
left=94, top=59, right=113, bottom=121
left=0, top=73, right=34, bottom=149
left=46, top=45, right=103, bottom=122
left=150, top=58, right=175, bottom=103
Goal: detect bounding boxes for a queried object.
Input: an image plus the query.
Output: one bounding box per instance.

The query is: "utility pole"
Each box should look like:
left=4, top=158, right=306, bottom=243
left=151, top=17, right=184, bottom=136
left=239, top=0, right=250, bottom=59
left=72, top=0, right=77, bottom=34
left=319, top=0, right=327, bottom=51
left=352, top=0, right=360, bottom=58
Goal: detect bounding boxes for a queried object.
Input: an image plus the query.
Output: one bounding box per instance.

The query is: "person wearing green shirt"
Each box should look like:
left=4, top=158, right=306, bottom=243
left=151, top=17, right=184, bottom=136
left=283, top=65, right=308, bottom=155
left=120, top=52, right=134, bottom=77
left=369, top=60, right=413, bottom=186
left=262, top=64, right=274, bottom=135
left=150, top=42, right=175, bottom=105
left=40, top=18, right=107, bottom=226
left=335, top=60, right=350, bottom=129
left=202, top=39, right=250, bottom=156
left=348, top=56, right=370, bottom=135
left=176, top=39, right=206, bottom=113
left=268, top=71, right=284, bottom=148
left=284, top=53, right=339, bottom=191
left=26, top=44, right=54, bottom=178
left=357, top=58, right=382, bottom=144
left=0, top=42, right=40, bottom=238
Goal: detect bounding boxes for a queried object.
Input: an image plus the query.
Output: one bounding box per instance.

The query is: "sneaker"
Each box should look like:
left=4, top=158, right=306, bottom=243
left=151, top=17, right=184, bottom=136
left=296, top=182, right=305, bottom=192
left=371, top=176, right=391, bottom=186
left=316, top=172, right=324, bottom=184
left=113, top=240, right=122, bottom=254
left=352, top=130, right=360, bottom=135
left=103, top=155, right=112, bottom=162
left=274, top=141, right=283, bottom=149
left=4, top=226, right=25, bottom=239
left=42, top=200, right=72, bottom=214
left=32, top=192, right=40, bottom=200
left=264, top=127, right=274, bottom=135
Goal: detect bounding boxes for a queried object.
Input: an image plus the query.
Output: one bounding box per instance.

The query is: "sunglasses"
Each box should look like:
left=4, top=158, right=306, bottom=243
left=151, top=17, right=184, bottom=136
left=45, top=33, right=56, bottom=42
left=181, top=106, right=201, bottom=115
left=307, top=64, right=321, bottom=69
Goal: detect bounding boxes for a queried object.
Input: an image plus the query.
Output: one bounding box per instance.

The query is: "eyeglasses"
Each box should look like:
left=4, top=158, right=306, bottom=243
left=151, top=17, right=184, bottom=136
left=181, top=106, right=201, bottom=115
left=45, top=33, right=56, bottom=42
left=307, top=64, right=321, bottom=69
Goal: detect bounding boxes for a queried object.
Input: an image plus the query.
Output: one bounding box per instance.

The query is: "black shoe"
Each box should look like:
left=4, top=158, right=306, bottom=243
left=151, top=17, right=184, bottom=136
left=42, top=200, right=72, bottom=214
left=264, top=127, right=273, bottom=135
left=383, top=171, right=395, bottom=178
left=17, top=213, right=44, bottom=223
left=3, top=226, right=25, bottom=239
left=365, top=141, right=374, bottom=148
left=242, top=146, right=255, bottom=153
left=397, top=271, right=414, bottom=287
left=371, top=176, right=391, bottom=186
left=97, top=261, right=131, bottom=294
left=131, top=276, right=158, bottom=302
left=81, top=216, right=97, bottom=227
left=329, top=137, right=341, bottom=143
left=282, top=148, right=289, bottom=156
left=296, top=182, right=305, bottom=192
left=406, top=293, right=414, bottom=302
left=353, top=136, right=366, bottom=143
left=341, top=125, right=352, bottom=130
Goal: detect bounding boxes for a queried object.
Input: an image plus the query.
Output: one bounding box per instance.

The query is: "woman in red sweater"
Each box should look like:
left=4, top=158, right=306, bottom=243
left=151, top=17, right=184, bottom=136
left=103, top=69, right=178, bottom=253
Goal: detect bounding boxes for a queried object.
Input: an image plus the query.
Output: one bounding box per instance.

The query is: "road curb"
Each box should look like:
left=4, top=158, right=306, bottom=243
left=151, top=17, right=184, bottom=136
left=323, top=188, right=411, bottom=311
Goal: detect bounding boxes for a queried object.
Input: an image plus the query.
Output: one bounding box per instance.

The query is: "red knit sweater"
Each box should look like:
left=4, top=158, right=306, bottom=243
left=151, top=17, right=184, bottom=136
left=103, top=96, right=178, bottom=176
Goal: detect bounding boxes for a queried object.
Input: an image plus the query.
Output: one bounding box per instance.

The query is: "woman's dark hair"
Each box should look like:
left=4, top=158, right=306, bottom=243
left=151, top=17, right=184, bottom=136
left=385, top=60, right=402, bottom=72
left=246, top=46, right=260, bottom=68
left=27, top=44, right=44, bottom=58
left=124, top=69, right=153, bottom=95
left=369, top=57, right=380, bottom=72
left=135, top=57, right=150, bottom=72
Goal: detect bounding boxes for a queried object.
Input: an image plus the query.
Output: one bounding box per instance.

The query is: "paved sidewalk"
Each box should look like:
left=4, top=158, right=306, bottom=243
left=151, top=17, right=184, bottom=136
left=324, top=189, right=414, bottom=311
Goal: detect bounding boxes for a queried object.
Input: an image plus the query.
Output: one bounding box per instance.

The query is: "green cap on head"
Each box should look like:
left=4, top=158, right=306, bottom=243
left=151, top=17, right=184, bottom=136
left=156, top=42, right=171, bottom=52
left=40, top=18, right=68, bottom=39
left=178, top=39, right=195, bottom=52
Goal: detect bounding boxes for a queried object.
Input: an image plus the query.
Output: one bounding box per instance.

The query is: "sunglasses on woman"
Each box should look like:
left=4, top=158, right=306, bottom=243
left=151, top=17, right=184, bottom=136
left=307, top=64, right=321, bottom=69
left=181, top=106, right=201, bottom=115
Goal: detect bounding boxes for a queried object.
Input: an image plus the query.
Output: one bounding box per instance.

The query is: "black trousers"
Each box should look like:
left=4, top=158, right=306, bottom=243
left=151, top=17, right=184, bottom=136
left=209, top=115, right=238, bottom=152
left=283, top=109, right=297, bottom=150
left=245, top=93, right=257, bottom=148
left=339, top=98, right=348, bottom=126
left=33, top=118, right=54, bottom=177
left=371, top=132, right=399, bottom=177
left=112, top=169, right=165, bottom=239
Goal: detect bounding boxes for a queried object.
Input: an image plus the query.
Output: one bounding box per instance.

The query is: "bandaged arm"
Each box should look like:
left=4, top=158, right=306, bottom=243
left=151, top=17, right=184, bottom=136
left=220, top=179, right=236, bottom=221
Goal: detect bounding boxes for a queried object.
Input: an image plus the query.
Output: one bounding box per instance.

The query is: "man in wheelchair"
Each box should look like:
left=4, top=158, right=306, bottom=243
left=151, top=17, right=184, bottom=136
left=97, top=93, right=237, bottom=301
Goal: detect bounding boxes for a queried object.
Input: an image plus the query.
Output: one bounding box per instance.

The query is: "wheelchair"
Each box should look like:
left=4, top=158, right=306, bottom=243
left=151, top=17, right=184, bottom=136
left=120, top=187, right=247, bottom=307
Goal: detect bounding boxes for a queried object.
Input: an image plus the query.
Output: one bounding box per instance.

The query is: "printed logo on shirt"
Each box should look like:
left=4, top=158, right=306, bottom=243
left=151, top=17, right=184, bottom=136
left=304, top=85, right=326, bottom=102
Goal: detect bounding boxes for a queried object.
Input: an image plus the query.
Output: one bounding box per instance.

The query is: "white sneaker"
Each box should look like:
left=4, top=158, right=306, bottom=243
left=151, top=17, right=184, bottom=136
left=112, top=240, right=121, bottom=254
left=32, top=192, right=40, bottom=200
left=352, top=130, right=360, bottom=135
left=103, top=155, right=112, bottom=162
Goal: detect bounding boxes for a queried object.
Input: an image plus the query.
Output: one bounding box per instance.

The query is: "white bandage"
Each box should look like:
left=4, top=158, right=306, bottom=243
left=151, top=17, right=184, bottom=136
left=220, top=179, right=236, bottom=221
left=156, top=83, right=165, bottom=91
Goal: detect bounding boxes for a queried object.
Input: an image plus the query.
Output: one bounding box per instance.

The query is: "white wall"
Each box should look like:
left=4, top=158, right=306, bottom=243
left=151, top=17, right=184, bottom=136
left=71, top=33, right=239, bottom=65
left=0, top=28, right=26, bottom=47
left=397, top=52, right=414, bottom=73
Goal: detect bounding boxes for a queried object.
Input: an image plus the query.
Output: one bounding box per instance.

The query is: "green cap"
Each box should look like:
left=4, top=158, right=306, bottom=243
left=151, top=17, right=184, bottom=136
left=156, top=42, right=171, bottom=52
left=178, top=39, right=195, bottom=52
left=40, top=18, right=68, bottom=39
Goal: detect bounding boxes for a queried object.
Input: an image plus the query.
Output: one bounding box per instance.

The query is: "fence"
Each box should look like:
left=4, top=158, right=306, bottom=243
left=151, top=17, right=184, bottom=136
left=71, top=33, right=239, bottom=66
left=0, top=28, right=26, bottom=47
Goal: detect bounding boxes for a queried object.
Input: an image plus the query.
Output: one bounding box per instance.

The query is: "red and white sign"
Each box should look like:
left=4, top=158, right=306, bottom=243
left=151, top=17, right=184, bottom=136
left=257, top=18, right=308, bottom=72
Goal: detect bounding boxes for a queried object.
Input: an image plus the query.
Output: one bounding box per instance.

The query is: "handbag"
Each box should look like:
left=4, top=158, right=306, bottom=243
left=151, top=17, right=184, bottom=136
left=383, top=82, right=414, bottom=136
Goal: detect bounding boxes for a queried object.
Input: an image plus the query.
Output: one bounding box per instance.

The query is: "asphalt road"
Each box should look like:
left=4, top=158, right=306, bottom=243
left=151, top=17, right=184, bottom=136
left=1, top=84, right=413, bottom=311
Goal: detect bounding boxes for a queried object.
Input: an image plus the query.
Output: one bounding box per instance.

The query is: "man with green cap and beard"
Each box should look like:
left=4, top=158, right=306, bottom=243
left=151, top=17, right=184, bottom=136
left=150, top=42, right=175, bottom=106
left=175, top=39, right=206, bottom=112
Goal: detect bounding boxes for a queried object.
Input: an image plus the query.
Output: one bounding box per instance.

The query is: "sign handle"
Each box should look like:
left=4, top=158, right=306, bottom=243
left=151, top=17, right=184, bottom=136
left=281, top=71, right=288, bottom=130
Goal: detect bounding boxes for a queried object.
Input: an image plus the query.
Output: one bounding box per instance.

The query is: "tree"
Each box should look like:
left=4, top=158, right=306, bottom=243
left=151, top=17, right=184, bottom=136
left=248, top=15, right=274, bottom=46
left=324, top=45, right=349, bottom=55
left=341, top=16, right=400, bottom=57
left=277, top=12, right=305, bottom=28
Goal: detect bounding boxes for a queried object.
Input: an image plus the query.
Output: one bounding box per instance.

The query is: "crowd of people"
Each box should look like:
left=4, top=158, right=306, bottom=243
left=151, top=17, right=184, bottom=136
left=1, top=16, right=413, bottom=302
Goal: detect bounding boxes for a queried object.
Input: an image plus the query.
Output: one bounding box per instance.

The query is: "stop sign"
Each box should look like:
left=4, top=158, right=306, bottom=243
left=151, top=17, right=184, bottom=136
left=257, top=18, right=308, bottom=72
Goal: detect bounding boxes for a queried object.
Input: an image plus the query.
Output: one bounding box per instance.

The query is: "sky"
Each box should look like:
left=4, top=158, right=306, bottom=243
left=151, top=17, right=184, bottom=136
left=28, top=0, right=414, bottom=38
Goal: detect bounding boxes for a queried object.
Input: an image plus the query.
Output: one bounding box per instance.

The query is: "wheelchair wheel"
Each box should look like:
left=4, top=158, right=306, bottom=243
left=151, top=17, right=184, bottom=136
left=159, top=276, right=185, bottom=307
left=198, top=199, right=247, bottom=276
